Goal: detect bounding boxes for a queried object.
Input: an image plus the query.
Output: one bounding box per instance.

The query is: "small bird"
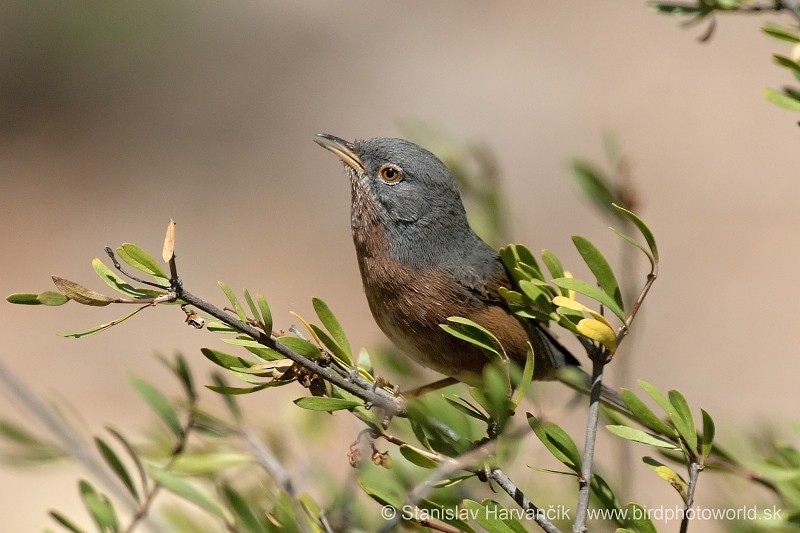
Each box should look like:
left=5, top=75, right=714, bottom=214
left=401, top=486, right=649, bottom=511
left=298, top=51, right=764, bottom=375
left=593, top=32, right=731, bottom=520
left=315, top=133, right=622, bottom=408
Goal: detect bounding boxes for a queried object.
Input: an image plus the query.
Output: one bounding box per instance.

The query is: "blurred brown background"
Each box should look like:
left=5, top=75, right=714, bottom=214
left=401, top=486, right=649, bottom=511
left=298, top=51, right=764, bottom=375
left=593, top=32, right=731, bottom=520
left=2, top=1, right=798, bottom=531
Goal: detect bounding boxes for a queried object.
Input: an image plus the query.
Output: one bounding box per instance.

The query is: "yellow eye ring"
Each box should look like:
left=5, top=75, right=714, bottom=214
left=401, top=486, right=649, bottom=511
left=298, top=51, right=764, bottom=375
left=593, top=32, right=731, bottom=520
left=378, top=164, right=402, bottom=184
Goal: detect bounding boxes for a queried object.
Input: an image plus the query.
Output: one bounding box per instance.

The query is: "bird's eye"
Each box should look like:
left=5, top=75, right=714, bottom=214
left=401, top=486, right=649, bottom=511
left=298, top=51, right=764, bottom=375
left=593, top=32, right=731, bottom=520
left=378, top=164, right=402, bottom=184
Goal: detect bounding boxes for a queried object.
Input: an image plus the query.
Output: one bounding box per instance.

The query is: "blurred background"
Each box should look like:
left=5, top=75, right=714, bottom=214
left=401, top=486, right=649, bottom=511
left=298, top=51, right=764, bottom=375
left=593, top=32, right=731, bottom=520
left=1, top=1, right=799, bottom=531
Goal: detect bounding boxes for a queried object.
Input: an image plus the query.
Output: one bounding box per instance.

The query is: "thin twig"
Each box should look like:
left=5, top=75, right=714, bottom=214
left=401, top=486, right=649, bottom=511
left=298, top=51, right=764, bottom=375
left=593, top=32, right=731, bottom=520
left=488, top=468, right=562, bottom=533
left=239, top=427, right=295, bottom=497
left=679, top=462, right=703, bottom=533
left=104, top=247, right=169, bottom=290
left=572, top=350, right=605, bottom=533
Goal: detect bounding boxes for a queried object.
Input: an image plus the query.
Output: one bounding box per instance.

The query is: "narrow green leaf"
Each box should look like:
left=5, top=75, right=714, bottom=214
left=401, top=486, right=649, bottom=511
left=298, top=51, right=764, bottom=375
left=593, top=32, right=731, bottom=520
left=764, top=86, right=800, bottom=111
left=540, top=249, right=566, bottom=290
left=668, top=389, right=697, bottom=454
left=201, top=348, right=256, bottom=372
left=606, top=425, right=681, bottom=450
left=222, top=483, right=268, bottom=533
left=105, top=426, right=147, bottom=498
left=129, top=376, right=183, bottom=438
left=312, top=298, right=352, bottom=362
left=638, top=380, right=678, bottom=419
left=218, top=282, right=247, bottom=322
left=762, top=22, right=800, bottom=43
left=276, top=336, right=322, bottom=360
left=309, top=324, right=351, bottom=366
left=445, top=396, right=488, bottom=422
left=148, top=467, right=228, bottom=520
left=7, top=292, right=67, bottom=305
left=94, top=437, right=138, bottom=501
left=701, top=408, right=715, bottom=459
left=92, top=258, right=160, bottom=299
left=58, top=306, right=148, bottom=338
left=293, top=397, right=361, bottom=411
left=79, top=479, right=118, bottom=532
left=609, top=227, right=654, bottom=270
left=570, top=160, right=620, bottom=219
left=357, top=468, right=405, bottom=509
left=399, top=444, right=439, bottom=469
left=442, top=317, right=503, bottom=358
left=256, top=294, right=272, bottom=335
left=49, top=510, right=87, bottom=533
left=243, top=290, right=263, bottom=331
left=625, top=503, right=657, bottom=533
left=0, top=419, right=45, bottom=446
left=590, top=473, right=623, bottom=526
left=511, top=343, right=535, bottom=408
left=206, top=382, right=272, bottom=395
left=528, top=414, right=582, bottom=473
left=551, top=277, right=625, bottom=320
left=462, top=500, right=518, bottom=533
left=572, top=235, right=623, bottom=311
left=773, top=54, right=800, bottom=80
left=117, top=243, right=168, bottom=280
left=612, top=204, right=658, bottom=262
left=484, top=365, right=511, bottom=430
left=620, top=388, right=677, bottom=437
left=170, top=453, right=252, bottom=475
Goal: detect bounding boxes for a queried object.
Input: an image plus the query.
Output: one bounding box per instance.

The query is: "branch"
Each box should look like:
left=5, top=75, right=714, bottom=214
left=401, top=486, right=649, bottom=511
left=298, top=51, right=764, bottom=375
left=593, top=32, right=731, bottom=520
left=572, top=349, right=605, bottom=533
left=679, top=462, right=703, bottom=533
left=488, top=468, right=562, bottom=533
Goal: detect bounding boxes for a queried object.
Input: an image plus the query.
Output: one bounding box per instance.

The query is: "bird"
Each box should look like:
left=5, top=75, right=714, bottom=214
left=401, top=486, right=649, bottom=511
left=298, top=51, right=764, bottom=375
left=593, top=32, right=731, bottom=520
left=314, top=133, right=625, bottom=410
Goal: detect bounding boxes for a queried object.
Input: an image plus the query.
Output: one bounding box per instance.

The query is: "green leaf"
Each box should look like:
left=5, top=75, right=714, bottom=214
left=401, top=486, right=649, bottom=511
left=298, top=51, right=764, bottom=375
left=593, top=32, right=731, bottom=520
left=668, top=389, right=697, bottom=454
left=312, top=298, right=352, bottom=363
left=700, top=408, right=715, bottom=459
left=201, top=348, right=256, bottom=372
left=206, top=382, right=272, bottom=395
left=528, top=414, right=582, bottom=473
left=612, top=204, right=658, bottom=263
left=221, top=483, right=268, bottom=533
left=550, top=277, right=625, bottom=320
left=540, top=249, right=566, bottom=290
left=643, top=456, right=688, bottom=503
left=590, top=473, right=623, bottom=526
left=309, top=324, right=351, bottom=366
left=293, top=397, right=361, bottom=412
left=357, top=466, right=405, bottom=509
left=624, top=503, right=657, bottom=533
left=570, top=160, right=620, bottom=219
left=511, top=343, right=535, bottom=408
left=773, top=55, right=800, bottom=81
left=6, top=292, right=63, bottom=305
left=95, top=437, right=139, bottom=501
left=762, top=22, right=800, bottom=43
left=117, top=243, right=169, bottom=280
left=609, top=227, right=654, bottom=270
left=276, top=336, right=322, bottom=360
left=129, top=376, right=183, bottom=438
left=441, top=316, right=504, bottom=360
left=445, top=396, right=488, bottom=422
left=399, top=444, right=439, bottom=469
left=462, top=500, right=518, bottom=533
left=0, top=419, right=46, bottom=446
left=170, top=452, right=252, bottom=475
left=764, top=86, right=800, bottom=111
left=92, top=258, right=161, bottom=299
left=256, top=294, right=272, bottom=335
left=218, top=282, right=247, bottom=323
left=620, top=388, right=677, bottom=437
left=51, top=277, right=114, bottom=306
left=572, top=235, right=623, bottom=311
left=243, top=290, right=262, bottom=331
left=484, top=365, right=511, bottom=430
left=148, top=467, right=228, bottom=520
left=79, top=480, right=118, bottom=533
left=606, top=425, right=681, bottom=450
left=49, top=510, right=88, bottom=533
left=58, top=306, right=148, bottom=338
left=638, top=380, right=678, bottom=419
left=105, top=426, right=147, bottom=500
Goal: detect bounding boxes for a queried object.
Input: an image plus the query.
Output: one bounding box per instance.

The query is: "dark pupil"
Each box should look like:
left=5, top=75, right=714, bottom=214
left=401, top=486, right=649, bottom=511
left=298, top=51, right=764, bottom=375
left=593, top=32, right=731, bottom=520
left=384, top=168, right=396, bottom=180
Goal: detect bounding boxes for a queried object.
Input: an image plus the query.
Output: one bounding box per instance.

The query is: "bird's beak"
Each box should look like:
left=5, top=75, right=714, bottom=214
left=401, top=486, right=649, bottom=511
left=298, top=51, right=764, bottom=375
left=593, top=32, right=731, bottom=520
left=314, top=133, right=365, bottom=173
